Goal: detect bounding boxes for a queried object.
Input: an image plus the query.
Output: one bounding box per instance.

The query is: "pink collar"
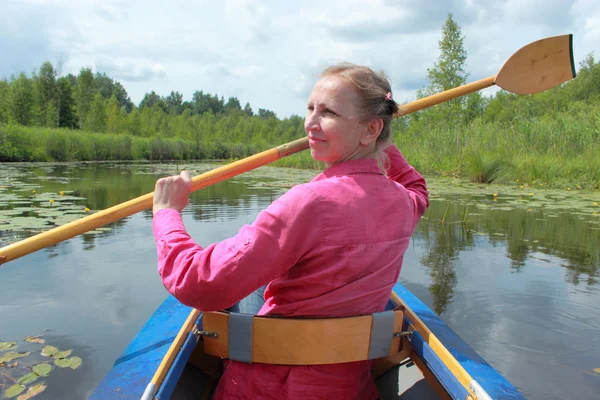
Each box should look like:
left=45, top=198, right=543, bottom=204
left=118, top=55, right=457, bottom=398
left=315, top=158, right=383, bottom=181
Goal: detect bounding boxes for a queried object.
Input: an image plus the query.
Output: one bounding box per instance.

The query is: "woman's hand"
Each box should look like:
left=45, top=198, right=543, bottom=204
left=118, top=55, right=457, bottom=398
left=153, top=170, right=192, bottom=215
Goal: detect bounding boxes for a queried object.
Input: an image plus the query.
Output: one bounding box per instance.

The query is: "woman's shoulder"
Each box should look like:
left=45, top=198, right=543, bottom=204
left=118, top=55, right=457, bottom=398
left=282, top=181, right=321, bottom=201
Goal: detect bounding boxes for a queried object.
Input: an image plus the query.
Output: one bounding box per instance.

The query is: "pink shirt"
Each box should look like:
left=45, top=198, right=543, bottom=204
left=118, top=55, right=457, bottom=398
left=153, top=145, right=428, bottom=399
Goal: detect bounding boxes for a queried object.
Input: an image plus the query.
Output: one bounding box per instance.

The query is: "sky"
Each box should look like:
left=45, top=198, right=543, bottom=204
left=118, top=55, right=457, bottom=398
left=1, top=0, right=599, bottom=118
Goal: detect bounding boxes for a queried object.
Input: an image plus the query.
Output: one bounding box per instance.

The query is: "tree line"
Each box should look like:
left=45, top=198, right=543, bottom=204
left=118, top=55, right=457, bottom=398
left=0, top=63, right=280, bottom=136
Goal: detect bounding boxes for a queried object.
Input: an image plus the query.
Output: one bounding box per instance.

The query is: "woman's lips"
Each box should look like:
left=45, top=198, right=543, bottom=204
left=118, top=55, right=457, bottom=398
left=308, top=136, right=326, bottom=144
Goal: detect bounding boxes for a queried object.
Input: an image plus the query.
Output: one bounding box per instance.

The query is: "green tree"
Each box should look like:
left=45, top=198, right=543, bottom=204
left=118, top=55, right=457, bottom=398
left=192, top=90, right=210, bottom=114
left=76, top=68, right=95, bottom=129
left=0, top=79, right=9, bottom=123
left=569, top=53, right=600, bottom=103
left=37, top=61, right=58, bottom=126
left=225, top=96, right=242, bottom=113
left=112, top=82, right=134, bottom=113
left=57, top=77, right=78, bottom=129
left=127, top=108, right=142, bottom=136
left=94, top=72, right=115, bottom=99
left=9, top=73, right=35, bottom=125
left=106, top=94, right=122, bottom=133
left=139, top=91, right=166, bottom=112
left=243, top=102, right=253, bottom=117
left=426, top=13, right=467, bottom=92
left=208, top=94, right=225, bottom=114
left=258, top=108, right=276, bottom=119
left=417, top=13, right=469, bottom=127
left=65, top=73, right=77, bottom=87
left=165, top=91, right=183, bottom=115
left=85, top=92, right=107, bottom=132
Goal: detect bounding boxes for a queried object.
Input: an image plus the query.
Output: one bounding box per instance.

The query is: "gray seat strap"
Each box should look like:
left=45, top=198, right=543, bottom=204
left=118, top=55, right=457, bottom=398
left=228, top=313, right=254, bottom=363
left=368, top=311, right=395, bottom=360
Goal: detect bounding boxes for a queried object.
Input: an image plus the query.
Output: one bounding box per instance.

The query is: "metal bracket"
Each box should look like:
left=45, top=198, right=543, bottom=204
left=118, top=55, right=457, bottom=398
left=193, top=327, right=219, bottom=338
left=393, top=325, right=415, bottom=338
left=394, top=325, right=415, bottom=341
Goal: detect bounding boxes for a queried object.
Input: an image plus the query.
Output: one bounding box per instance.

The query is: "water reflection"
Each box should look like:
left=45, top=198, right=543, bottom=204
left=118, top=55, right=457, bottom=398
left=419, top=198, right=599, bottom=301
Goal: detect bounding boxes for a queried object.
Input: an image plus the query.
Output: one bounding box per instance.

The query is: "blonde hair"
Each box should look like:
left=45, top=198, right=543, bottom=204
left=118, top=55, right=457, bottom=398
left=320, top=63, right=399, bottom=146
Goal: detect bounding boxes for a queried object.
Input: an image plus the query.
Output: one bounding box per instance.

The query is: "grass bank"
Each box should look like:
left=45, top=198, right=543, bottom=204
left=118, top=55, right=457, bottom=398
left=0, top=123, right=262, bottom=162
left=1, top=105, right=598, bottom=190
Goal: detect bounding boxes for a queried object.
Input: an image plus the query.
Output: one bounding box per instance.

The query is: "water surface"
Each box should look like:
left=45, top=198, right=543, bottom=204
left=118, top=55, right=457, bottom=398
left=0, top=162, right=598, bottom=400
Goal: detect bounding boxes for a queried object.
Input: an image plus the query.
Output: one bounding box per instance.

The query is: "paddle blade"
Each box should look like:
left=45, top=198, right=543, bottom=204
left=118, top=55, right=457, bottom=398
left=494, top=34, right=576, bottom=95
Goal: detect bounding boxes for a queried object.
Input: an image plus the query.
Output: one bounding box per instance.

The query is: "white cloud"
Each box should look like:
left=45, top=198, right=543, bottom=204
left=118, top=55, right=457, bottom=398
left=1, top=0, right=597, bottom=117
left=96, top=59, right=167, bottom=82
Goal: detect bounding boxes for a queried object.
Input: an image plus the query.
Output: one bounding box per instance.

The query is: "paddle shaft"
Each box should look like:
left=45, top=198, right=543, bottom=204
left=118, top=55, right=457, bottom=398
left=395, top=76, right=495, bottom=117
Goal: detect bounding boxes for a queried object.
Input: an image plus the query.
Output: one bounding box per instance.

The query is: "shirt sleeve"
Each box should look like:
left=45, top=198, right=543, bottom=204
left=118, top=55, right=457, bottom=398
left=384, top=144, right=429, bottom=220
left=152, top=184, right=321, bottom=311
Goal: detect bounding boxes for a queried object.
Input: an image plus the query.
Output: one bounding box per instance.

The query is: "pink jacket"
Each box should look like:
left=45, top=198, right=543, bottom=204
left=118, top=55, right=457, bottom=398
left=153, top=145, right=428, bottom=399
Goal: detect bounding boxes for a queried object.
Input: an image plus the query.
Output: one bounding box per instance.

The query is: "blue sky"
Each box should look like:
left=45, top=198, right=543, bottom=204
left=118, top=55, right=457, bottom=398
left=1, top=0, right=598, bottom=117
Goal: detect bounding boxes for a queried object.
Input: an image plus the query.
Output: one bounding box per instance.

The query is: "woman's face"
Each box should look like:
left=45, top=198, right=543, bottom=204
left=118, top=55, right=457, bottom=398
left=304, top=76, right=375, bottom=167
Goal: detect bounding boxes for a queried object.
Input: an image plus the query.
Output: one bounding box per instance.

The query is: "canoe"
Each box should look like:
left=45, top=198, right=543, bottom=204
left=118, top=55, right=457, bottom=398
left=90, top=282, right=525, bottom=399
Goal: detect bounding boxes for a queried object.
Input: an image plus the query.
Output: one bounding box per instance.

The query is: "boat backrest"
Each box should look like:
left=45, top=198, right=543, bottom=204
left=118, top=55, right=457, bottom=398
left=199, top=309, right=405, bottom=365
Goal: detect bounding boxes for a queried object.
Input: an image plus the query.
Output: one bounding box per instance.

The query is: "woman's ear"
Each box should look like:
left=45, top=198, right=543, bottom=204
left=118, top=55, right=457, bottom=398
left=360, top=118, right=384, bottom=146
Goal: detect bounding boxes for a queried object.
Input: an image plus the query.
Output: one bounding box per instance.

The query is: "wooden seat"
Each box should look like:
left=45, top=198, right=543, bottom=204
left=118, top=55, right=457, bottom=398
left=199, top=309, right=405, bottom=365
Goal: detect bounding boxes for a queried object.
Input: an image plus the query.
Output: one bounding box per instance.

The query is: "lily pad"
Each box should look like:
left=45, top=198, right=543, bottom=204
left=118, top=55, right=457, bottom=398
left=0, top=341, right=17, bottom=351
left=0, top=352, right=31, bottom=363
left=33, top=210, right=65, bottom=218
left=16, top=382, right=46, bottom=400
left=17, top=372, right=39, bottom=385
left=7, top=201, right=33, bottom=206
left=8, top=217, right=52, bottom=230
left=69, top=356, right=82, bottom=370
left=0, top=210, right=27, bottom=217
left=13, top=185, right=44, bottom=192
left=34, top=193, right=87, bottom=202
left=54, top=358, right=71, bottom=368
left=50, top=215, right=83, bottom=226
left=32, top=363, right=51, bottom=377
left=54, top=350, right=72, bottom=359
left=4, top=384, right=25, bottom=398
left=11, top=207, right=39, bottom=212
left=40, top=346, right=58, bottom=357
left=23, top=336, right=44, bottom=344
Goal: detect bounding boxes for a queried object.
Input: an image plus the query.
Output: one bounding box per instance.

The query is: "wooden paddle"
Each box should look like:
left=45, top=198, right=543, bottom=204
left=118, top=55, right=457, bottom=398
left=394, top=34, right=576, bottom=117
left=0, top=34, right=575, bottom=266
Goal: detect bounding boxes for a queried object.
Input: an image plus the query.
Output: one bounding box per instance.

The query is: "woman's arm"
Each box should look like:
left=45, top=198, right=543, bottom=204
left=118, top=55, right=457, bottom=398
left=152, top=185, right=320, bottom=311
left=382, top=142, right=429, bottom=220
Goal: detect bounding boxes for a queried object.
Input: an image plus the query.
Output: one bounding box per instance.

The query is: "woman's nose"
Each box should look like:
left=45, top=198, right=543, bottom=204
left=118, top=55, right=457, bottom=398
left=304, top=113, right=319, bottom=132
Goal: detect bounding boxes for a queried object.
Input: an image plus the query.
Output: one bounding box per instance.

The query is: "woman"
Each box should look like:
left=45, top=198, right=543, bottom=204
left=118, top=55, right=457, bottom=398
left=152, top=63, right=429, bottom=399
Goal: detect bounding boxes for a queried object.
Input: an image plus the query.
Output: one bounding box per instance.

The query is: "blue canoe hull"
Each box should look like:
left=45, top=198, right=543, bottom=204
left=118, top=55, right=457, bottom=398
left=90, top=282, right=525, bottom=399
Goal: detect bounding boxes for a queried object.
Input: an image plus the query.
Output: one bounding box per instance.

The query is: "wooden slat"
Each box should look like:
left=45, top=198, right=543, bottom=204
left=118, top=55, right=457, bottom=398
left=202, top=310, right=404, bottom=365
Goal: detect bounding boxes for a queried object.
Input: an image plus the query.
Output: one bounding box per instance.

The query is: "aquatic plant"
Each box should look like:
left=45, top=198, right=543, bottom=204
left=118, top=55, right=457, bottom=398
left=0, top=337, right=82, bottom=399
